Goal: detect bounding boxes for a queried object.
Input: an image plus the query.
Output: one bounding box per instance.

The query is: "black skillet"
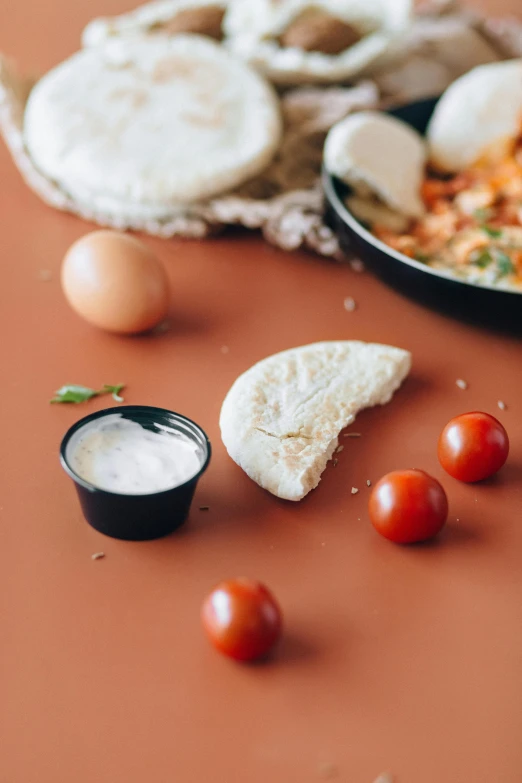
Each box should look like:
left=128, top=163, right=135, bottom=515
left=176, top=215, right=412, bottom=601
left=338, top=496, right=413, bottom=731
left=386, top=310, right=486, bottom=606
left=323, top=97, right=522, bottom=334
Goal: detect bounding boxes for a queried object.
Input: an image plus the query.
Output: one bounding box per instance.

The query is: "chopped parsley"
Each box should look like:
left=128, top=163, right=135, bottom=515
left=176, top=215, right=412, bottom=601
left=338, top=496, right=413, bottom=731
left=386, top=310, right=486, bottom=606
left=473, top=208, right=492, bottom=222
left=51, top=383, right=125, bottom=404
left=495, top=252, right=515, bottom=278
left=471, top=250, right=493, bottom=269
left=481, top=225, right=503, bottom=239
left=470, top=248, right=515, bottom=278
left=102, top=384, right=125, bottom=403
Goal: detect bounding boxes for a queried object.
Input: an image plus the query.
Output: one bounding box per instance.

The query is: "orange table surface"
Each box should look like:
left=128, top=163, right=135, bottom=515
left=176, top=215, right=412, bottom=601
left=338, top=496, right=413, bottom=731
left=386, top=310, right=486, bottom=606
left=1, top=2, right=522, bottom=782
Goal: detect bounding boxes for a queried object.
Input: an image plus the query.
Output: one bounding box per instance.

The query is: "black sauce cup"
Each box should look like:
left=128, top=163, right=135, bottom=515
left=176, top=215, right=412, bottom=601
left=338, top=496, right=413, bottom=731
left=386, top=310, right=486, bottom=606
left=60, top=406, right=212, bottom=541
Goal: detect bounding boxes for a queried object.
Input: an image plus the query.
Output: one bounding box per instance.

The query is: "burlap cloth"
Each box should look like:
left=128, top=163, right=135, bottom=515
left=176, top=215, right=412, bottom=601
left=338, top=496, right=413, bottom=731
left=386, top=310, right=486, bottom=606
left=1, top=0, right=522, bottom=260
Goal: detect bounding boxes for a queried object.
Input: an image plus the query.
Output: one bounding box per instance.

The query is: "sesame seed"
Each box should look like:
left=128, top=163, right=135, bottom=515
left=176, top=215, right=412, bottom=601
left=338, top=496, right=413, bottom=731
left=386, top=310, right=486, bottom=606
left=351, top=487, right=359, bottom=495
left=221, top=345, right=229, bottom=354
left=336, top=445, right=344, bottom=454
left=498, top=400, right=507, bottom=411
left=38, top=269, right=52, bottom=282
left=456, top=379, right=468, bottom=390
left=333, top=458, right=339, bottom=467
left=343, top=296, right=357, bottom=312
left=367, top=480, right=372, bottom=487
left=344, top=432, right=361, bottom=438
left=91, top=552, right=105, bottom=561
left=373, top=774, right=393, bottom=783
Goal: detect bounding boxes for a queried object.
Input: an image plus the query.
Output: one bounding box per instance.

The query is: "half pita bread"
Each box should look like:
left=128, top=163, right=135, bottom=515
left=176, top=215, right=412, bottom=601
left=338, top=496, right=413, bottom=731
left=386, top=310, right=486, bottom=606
left=220, top=341, right=411, bottom=501
left=223, top=0, right=412, bottom=85
left=324, top=111, right=426, bottom=219
left=427, top=59, right=522, bottom=172
left=23, top=35, right=282, bottom=220
left=83, top=0, right=229, bottom=47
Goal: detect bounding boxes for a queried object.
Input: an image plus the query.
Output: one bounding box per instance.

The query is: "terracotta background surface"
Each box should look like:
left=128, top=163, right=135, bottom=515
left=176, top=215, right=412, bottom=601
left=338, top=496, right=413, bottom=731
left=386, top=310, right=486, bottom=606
left=1, top=2, right=522, bottom=782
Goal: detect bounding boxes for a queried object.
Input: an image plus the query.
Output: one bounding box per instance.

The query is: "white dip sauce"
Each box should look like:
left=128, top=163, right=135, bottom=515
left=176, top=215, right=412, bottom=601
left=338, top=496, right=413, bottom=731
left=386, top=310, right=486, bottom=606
left=67, top=414, right=202, bottom=494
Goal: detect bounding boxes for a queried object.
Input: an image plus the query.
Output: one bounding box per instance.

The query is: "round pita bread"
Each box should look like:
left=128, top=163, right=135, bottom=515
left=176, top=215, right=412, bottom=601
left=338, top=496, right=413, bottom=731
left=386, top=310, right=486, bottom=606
left=23, top=35, right=282, bottom=217
left=82, top=0, right=229, bottom=48
left=427, top=59, right=522, bottom=172
left=324, top=111, right=426, bottom=219
left=220, top=341, right=411, bottom=501
left=223, top=0, right=412, bottom=85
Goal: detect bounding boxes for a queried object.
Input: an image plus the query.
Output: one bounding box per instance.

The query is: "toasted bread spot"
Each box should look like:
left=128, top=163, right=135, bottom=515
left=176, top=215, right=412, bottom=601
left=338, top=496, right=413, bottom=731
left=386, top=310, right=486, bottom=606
left=152, top=55, right=196, bottom=82
left=151, top=6, right=225, bottom=41
left=279, top=9, right=361, bottom=55
left=182, top=107, right=227, bottom=128
left=109, top=87, right=148, bottom=108
left=151, top=56, right=218, bottom=86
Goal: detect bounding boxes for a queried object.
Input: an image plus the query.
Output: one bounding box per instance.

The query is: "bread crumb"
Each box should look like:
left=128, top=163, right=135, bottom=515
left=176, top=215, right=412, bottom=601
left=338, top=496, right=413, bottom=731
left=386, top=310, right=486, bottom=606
left=343, top=296, right=357, bottom=312
left=456, top=379, right=468, bottom=390
left=317, top=761, right=338, bottom=779
left=221, top=345, right=229, bottom=354
left=38, top=269, right=52, bottom=281
left=350, top=258, right=365, bottom=273
left=336, top=445, right=344, bottom=454
left=498, top=400, right=507, bottom=411
left=91, top=552, right=105, bottom=561
left=344, top=432, right=361, bottom=438
left=351, top=487, right=359, bottom=495
left=366, top=479, right=372, bottom=487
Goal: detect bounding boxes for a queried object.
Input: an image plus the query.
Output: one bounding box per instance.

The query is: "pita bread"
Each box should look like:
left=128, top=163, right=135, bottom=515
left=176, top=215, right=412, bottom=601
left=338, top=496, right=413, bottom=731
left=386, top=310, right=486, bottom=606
left=427, top=59, right=522, bottom=172
left=82, top=0, right=229, bottom=48
left=2, top=3, right=518, bottom=253
left=23, top=35, right=282, bottom=219
left=223, top=0, right=412, bottom=85
left=324, top=111, right=426, bottom=219
left=346, top=195, right=410, bottom=232
left=220, top=341, right=411, bottom=501
left=407, top=17, right=499, bottom=78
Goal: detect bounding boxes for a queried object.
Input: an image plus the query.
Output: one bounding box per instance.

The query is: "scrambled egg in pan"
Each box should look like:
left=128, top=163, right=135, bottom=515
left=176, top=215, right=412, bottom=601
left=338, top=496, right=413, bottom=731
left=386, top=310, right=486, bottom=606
left=373, top=141, right=522, bottom=291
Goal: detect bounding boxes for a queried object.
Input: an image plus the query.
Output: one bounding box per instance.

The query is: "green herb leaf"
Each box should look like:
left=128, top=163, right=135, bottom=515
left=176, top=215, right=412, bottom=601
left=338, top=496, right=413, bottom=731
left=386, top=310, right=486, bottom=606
left=481, top=225, right=503, bottom=238
left=50, top=385, right=100, bottom=404
left=471, top=250, right=493, bottom=269
left=473, top=208, right=492, bottom=222
left=496, top=252, right=515, bottom=278
left=414, top=252, right=430, bottom=264
left=50, top=383, right=126, bottom=404
left=102, top=384, right=125, bottom=403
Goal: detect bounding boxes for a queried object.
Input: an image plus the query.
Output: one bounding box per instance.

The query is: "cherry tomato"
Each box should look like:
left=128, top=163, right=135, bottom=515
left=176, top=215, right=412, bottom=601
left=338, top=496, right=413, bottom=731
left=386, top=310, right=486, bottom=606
left=201, top=578, right=282, bottom=662
left=438, top=412, right=509, bottom=483
left=369, top=469, right=448, bottom=544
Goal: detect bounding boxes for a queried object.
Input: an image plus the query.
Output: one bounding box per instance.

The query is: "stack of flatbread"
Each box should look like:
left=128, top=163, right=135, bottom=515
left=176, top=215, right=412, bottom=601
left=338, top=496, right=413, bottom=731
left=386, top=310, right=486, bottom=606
left=1, top=0, right=522, bottom=259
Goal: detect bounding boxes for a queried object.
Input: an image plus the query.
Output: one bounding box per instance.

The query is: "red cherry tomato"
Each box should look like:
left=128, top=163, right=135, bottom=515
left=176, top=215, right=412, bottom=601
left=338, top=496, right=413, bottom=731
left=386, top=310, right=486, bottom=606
left=438, top=412, right=509, bottom=483
left=201, top=578, right=282, bottom=662
left=369, top=469, right=448, bottom=544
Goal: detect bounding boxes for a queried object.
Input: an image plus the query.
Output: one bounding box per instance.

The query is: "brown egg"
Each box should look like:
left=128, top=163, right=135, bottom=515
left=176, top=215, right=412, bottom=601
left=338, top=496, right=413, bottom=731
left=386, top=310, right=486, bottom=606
left=61, top=231, right=170, bottom=334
